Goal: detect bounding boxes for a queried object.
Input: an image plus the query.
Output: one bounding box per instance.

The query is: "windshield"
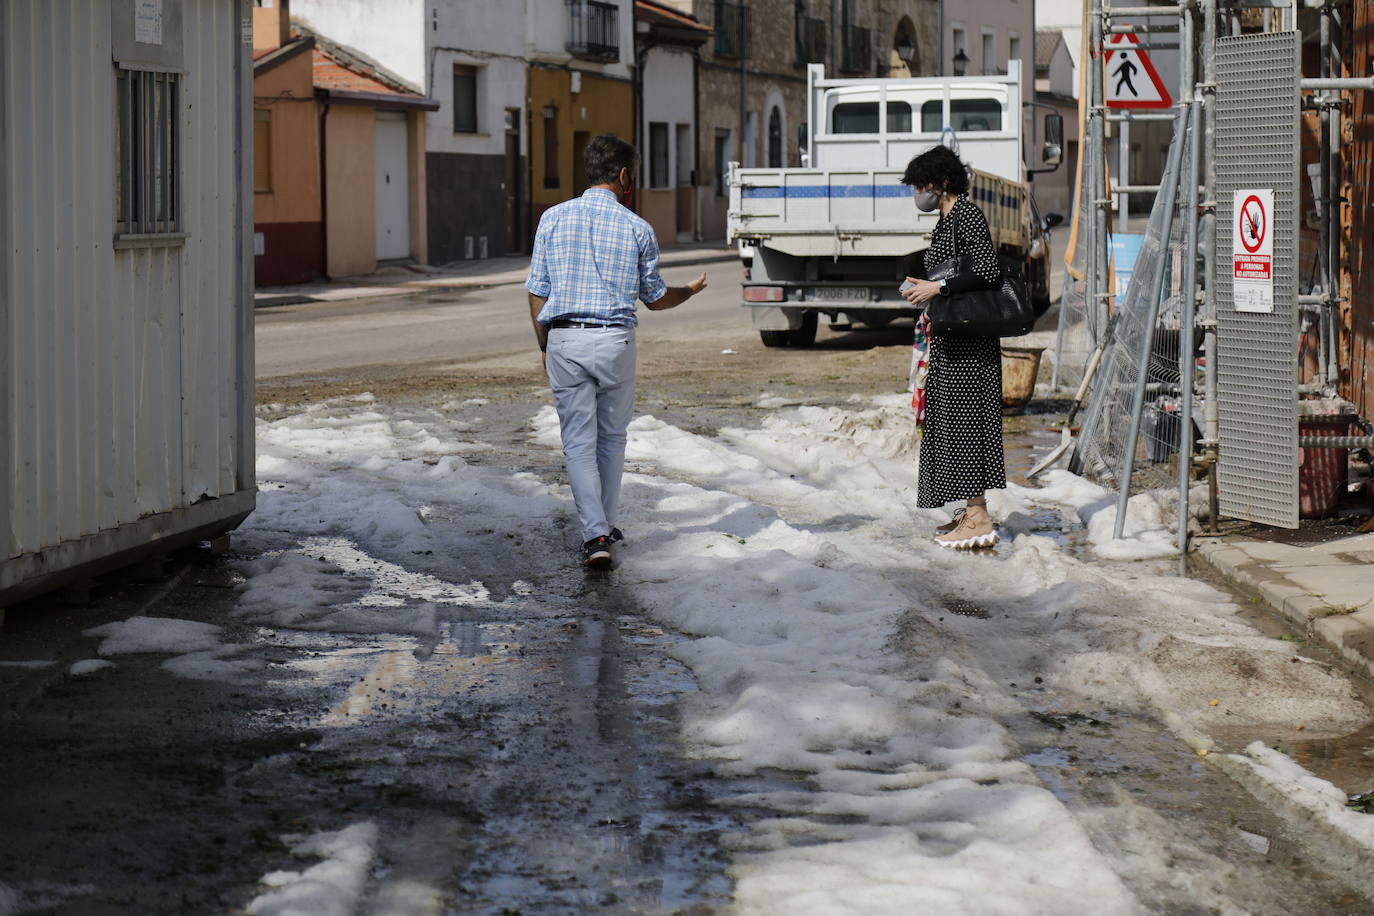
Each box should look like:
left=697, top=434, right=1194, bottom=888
left=920, top=99, right=1003, bottom=132
left=830, top=101, right=914, bottom=134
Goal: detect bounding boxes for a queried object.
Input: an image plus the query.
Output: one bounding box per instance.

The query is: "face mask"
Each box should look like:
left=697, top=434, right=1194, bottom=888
left=914, top=189, right=941, bottom=212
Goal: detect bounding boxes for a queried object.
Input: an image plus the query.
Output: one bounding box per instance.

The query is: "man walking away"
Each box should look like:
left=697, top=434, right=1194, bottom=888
left=526, top=135, right=707, bottom=569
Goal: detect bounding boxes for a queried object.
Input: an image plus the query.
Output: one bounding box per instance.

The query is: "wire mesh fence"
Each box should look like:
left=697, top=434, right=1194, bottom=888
left=1071, top=107, right=1194, bottom=491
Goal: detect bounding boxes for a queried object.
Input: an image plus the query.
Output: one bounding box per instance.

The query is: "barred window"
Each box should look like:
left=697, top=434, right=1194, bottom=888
left=116, top=68, right=181, bottom=237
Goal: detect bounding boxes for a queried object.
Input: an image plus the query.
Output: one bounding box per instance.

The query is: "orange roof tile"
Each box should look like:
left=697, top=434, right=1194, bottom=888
left=312, top=47, right=419, bottom=98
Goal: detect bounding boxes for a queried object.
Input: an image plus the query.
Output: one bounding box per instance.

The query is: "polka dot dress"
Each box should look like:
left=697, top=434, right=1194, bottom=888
left=917, top=195, right=1007, bottom=509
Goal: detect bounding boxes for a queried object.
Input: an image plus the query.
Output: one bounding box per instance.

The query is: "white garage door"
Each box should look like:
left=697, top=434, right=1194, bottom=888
left=374, top=110, right=410, bottom=260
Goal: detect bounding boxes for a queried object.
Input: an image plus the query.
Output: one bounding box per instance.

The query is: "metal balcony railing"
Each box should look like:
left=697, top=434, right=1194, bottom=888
left=715, top=0, right=748, bottom=58
left=566, top=0, right=619, bottom=62
left=840, top=24, right=871, bottom=74
left=795, top=15, right=825, bottom=65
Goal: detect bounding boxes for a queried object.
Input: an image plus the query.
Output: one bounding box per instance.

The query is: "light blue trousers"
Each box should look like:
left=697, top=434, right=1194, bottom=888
left=546, top=326, right=637, bottom=543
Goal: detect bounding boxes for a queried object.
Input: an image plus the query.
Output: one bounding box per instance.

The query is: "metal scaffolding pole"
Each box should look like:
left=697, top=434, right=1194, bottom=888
left=1200, top=0, right=1220, bottom=532
left=1178, top=5, right=1201, bottom=562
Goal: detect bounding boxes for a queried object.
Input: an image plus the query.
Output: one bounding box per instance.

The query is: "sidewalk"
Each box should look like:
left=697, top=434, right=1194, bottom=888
left=1197, top=532, right=1374, bottom=679
left=254, top=241, right=737, bottom=308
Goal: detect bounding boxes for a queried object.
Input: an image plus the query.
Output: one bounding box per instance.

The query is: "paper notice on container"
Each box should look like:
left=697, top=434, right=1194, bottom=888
left=1232, top=188, right=1273, bottom=313
left=135, top=0, right=163, bottom=46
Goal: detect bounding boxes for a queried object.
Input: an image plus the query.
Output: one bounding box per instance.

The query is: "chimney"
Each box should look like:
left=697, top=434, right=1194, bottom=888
left=252, top=0, right=292, bottom=53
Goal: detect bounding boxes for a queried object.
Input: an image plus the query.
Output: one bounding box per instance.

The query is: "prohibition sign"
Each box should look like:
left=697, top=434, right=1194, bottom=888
left=1239, top=194, right=1266, bottom=254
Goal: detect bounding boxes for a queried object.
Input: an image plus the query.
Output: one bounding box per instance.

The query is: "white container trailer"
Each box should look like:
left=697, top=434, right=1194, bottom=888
left=0, top=0, right=255, bottom=604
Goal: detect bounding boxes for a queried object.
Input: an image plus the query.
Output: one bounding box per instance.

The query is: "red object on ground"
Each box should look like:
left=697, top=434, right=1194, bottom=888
left=1298, top=419, right=1352, bottom=518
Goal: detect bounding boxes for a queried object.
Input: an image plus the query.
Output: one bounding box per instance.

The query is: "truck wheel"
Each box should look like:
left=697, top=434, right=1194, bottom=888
left=787, top=312, right=818, bottom=347
left=759, top=313, right=818, bottom=348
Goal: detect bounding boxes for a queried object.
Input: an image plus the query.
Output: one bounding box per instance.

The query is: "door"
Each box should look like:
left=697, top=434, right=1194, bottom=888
left=374, top=110, right=410, bottom=260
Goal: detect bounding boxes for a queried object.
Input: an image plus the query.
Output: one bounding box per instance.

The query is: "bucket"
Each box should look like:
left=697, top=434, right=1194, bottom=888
left=1298, top=419, right=1351, bottom=519
left=1000, top=346, right=1045, bottom=412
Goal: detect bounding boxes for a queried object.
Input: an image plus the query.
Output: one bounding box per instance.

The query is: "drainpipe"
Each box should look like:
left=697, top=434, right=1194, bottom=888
left=739, top=3, right=748, bottom=165
left=319, top=100, right=330, bottom=279
left=693, top=47, right=703, bottom=241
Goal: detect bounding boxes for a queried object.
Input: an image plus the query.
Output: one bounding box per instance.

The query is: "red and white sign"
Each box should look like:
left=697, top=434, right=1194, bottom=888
left=1232, top=188, right=1274, bottom=313
left=1104, top=33, right=1172, bottom=109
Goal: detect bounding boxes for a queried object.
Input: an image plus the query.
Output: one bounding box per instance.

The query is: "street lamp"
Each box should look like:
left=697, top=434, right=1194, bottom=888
left=952, top=48, right=969, bottom=77
left=895, top=36, right=914, bottom=62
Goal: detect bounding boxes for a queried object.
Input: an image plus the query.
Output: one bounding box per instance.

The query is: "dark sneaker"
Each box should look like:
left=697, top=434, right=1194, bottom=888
left=609, top=528, right=624, bottom=544
left=584, top=536, right=613, bottom=569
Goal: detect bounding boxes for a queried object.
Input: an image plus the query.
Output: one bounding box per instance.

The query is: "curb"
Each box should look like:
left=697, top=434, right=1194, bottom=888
left=252, top=250, right=739, bottom=310
left=1194, top=536, right=1374, bottom=684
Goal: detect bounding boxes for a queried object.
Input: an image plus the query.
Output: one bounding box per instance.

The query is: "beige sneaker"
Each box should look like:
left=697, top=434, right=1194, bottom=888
left=935, top=508, right=965, bottom=535
left=935, top=505, right=999, bottom=550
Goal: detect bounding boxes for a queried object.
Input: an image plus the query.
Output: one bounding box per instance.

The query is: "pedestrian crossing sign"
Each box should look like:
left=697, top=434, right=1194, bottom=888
left=1104, top=33, right=1172, bottom=109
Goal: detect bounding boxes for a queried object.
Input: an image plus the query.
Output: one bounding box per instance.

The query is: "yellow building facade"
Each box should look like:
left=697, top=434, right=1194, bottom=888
left=527, top=67, right=634, bottom=228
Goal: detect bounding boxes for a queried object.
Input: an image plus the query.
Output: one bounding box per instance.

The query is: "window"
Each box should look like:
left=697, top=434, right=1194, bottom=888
left=715, top=0, right=747, bottom=58
left=115, top=68, right=180, bottom=237
left=714, top=129, right=731, bottom=196
left=649, top=122, right=670, bottom=188
left=543, top=107, right=559, bottom=189
left=951, top=27, right=965, bottom=72
left=1008, top=34, right=1021, bottom=70
left=981, top=31, right=996, bottom=75
left=831, top=101, right=913, bottom=134
left=920, top=98, right=1003, bottom=132
left=767, top=107, right=782, bottom=168
left=454, top=64, right=477, bottom=133
left=254, top=109, right=272, bottom=193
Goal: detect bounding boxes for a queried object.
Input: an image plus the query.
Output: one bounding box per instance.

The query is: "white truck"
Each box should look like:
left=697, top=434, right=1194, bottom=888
left=728, top=62, right=1063, bottom=347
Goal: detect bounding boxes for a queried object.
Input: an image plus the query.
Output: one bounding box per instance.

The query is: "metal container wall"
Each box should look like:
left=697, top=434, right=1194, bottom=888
left=1, top=0, right=254, bottom=594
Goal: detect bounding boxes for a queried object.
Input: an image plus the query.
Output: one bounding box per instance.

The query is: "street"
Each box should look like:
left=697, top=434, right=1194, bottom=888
left=3, top=272, right=1374, bottom=914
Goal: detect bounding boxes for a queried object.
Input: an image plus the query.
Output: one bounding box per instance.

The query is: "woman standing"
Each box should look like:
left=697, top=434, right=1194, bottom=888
left=900, top=145, right=1006, bottom=550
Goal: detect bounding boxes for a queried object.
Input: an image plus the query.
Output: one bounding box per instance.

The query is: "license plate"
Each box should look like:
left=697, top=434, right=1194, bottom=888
left=811, top=287, right=869, bottom=302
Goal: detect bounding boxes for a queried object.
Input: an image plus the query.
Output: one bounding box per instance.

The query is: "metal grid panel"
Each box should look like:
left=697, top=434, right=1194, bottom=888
left=1071, top=108, right=1192, bottom=487
left=1214, top=32, right=1300, bottom=528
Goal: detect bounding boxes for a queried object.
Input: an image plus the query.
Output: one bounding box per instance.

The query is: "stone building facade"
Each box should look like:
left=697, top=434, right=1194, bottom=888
left=661, top=0, right=939, bottom=239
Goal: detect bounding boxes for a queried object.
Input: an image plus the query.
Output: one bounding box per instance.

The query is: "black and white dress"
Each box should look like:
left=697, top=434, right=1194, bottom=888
left=917, top=195, right=1007, bottom=508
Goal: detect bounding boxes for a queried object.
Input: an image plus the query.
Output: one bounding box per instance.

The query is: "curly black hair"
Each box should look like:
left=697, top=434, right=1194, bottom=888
left=900, top=144, right=970, bottom=195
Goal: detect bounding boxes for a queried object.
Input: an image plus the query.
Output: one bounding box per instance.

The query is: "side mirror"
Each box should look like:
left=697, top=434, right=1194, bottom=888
left=1042, top=113, right=1064, bottom=166
left=1042, top=212, right=1064, bottom=230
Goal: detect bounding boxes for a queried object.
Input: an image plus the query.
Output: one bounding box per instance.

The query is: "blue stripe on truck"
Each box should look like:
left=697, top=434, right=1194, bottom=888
left=741, top=185, right=912, bottom=199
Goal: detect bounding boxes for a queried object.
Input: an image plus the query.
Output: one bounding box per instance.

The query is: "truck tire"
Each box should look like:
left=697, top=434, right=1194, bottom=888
left=760, top=312, right=818, bottom=348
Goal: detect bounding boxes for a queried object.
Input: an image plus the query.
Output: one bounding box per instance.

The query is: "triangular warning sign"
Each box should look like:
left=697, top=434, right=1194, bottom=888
left=1104, top=33, right=1172, bottom=109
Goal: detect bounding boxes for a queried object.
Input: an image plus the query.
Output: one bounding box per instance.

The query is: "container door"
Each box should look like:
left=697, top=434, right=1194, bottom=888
left=374, top=111, right=410, bottom=260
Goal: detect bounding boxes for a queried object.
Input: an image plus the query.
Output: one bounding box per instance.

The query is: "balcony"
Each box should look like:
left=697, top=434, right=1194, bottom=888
left=566, top=0, right=619, bottom=62
left=840, top=24, right=871, bottom=74
left=795, top=15, right=825, bottom=65
left=714, top=0, right=748, bottom=59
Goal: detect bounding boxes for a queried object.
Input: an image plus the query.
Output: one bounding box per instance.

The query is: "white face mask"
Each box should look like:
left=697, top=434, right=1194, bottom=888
left=914, top=189, right=941, bottom=212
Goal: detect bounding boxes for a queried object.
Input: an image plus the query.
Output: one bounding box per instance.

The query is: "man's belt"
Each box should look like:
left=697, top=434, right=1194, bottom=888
left=547, top=320, right=630, bottom=329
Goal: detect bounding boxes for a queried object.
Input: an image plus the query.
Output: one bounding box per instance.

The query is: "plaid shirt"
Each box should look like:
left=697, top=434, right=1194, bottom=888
left=526, top=188, right=668, bottom=327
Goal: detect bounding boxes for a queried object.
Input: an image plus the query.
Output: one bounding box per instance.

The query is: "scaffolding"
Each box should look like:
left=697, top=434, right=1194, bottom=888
left=1051, top=0, right=1374, bottom=558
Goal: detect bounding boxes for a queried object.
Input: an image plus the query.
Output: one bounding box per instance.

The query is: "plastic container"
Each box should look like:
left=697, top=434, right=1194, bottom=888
left=1000, top=346, right=1045, bottom=412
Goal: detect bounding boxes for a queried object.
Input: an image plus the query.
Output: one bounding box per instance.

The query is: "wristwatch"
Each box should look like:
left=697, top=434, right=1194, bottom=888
left=938, top=279, right=950, bottom=296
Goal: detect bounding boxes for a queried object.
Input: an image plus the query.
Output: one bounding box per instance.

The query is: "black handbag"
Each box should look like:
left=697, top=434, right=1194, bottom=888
left=924, top=230, right=1035, bottom=338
